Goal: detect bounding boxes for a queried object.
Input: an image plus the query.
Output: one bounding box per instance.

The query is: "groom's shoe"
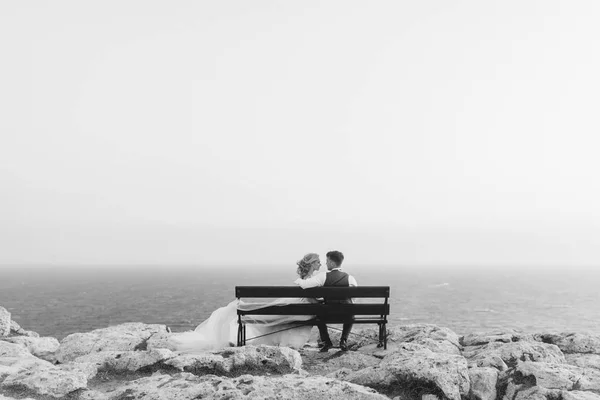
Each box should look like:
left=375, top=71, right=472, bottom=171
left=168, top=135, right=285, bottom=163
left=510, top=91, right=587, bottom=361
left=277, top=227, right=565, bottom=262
left=339, top=339, right=349, bottom=351
left=319, top=342, right=334, bottom=353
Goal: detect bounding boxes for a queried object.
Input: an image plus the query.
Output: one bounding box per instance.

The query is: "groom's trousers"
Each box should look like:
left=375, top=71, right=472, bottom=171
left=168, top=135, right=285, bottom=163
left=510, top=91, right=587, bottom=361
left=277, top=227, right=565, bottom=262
left=317, top=320, right=353, bottom=345
left=317, top=298, right=354, bottom=344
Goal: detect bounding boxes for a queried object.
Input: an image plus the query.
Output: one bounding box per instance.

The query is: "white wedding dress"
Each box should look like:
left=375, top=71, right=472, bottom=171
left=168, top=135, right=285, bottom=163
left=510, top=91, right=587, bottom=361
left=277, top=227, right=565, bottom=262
left=169, top=296, right=317, bottom=353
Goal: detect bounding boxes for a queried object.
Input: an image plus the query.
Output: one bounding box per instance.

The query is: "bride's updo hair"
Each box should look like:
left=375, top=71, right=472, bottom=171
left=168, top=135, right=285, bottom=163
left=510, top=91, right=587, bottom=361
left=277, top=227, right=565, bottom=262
left=296, top=253, right=319, bottom=279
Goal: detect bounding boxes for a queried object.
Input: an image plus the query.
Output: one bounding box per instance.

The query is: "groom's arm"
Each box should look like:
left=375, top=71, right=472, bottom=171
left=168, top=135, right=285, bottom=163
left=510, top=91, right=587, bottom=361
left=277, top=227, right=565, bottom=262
left=293, top=271, right=326, bottom=289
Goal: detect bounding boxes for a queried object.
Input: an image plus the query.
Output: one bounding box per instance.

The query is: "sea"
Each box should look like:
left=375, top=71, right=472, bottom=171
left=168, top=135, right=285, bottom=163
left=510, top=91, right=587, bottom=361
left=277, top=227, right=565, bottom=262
left=1, top=265, right=599, bottom=340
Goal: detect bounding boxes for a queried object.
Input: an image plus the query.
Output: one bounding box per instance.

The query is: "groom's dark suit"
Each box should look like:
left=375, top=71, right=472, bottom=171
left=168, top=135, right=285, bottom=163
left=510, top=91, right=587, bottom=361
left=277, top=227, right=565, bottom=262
left=294, top=267, right=358, bottom=349
left=316, top=269, right=354, bottom=346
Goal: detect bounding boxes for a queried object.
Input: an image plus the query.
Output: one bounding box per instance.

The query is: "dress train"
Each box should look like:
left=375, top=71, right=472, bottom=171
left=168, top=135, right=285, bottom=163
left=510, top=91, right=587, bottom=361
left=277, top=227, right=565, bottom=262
left=169, top=298, right=316, bottom=353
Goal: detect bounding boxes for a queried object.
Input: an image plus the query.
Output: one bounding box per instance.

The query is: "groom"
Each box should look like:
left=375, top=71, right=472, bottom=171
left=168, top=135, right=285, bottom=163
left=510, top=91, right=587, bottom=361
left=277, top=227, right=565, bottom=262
left=294, top=250, right=357, bottom=352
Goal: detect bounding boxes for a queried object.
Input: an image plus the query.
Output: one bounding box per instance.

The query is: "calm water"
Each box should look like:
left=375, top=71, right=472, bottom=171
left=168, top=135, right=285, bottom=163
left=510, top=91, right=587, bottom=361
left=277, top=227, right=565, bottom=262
left=1, top=265, right=599, bottom=340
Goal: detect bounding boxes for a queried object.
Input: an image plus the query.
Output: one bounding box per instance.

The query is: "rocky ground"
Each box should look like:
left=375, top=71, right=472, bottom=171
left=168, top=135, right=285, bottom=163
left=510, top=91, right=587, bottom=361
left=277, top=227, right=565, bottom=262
left=1, top=305, right=600, bottom=400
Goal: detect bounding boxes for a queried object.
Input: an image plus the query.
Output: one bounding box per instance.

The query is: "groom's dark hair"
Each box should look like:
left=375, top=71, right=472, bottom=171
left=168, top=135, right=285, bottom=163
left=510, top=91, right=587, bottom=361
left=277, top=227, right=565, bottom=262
left=326, top=251, right=344, bottom=267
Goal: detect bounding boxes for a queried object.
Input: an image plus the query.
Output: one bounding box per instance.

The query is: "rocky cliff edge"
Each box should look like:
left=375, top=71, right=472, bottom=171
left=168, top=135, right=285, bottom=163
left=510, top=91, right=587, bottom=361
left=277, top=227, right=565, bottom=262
left=1, top=305, right=600, bottom=400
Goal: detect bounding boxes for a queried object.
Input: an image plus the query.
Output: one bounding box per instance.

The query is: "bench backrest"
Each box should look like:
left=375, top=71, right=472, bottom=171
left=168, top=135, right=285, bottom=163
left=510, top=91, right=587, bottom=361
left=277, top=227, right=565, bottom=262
left=235, top=286, right=389, bottom=299
left=235, top=286, right=390, bottom=317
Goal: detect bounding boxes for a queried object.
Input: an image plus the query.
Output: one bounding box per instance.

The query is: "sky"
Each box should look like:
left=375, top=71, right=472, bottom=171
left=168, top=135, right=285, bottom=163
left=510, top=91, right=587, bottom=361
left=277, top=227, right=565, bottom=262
left=1, top=1, right=600, bottom=268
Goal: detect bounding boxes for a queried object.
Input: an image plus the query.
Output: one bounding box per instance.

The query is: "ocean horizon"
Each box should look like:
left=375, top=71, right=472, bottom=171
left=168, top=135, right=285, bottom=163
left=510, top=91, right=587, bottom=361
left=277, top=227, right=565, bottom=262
left=1, top=264, right=599, bottom=340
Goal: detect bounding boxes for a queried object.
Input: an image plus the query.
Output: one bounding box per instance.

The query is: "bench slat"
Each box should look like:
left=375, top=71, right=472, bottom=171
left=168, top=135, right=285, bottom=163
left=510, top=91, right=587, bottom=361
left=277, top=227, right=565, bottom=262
left=238, top=303, right=389, bottom=316
left=235, top=286, right=389, bottom=298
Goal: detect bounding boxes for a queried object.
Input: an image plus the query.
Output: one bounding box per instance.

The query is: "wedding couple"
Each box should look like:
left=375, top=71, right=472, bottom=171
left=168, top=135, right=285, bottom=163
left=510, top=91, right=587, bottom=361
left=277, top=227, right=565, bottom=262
left=169, top=250, right=357, bottom=353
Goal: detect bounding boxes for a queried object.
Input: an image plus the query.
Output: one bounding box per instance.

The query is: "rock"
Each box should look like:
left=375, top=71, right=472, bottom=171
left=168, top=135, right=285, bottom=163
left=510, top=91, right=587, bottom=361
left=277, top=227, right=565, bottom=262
left=470, top=354, right=509, bottom=371
left=0, top=308, right=10, bottom=337
left=565, top=353, right=600, bottom=370
left=468, top=367, right=498, bottom=400
left=512, top=361, right=600, bottom=391
left=166, top=345, right=302, bottom=376
left=55, top=322, right=169, bottom=363
left=513, top=386, right=561, bottom=400
left=8, top=321, right=39, bottom=338
left=0, top=395, right=36, bottom=400
left=1, top=365, right=22, bottom=383
left=73, top=348, right=175, bottom=372
left=515, top=360, right=578, bottom=390
left=78, top=389, right=110, bottom=400
left=535, top=333, right=600, bottom=354
left=302, top=349, right=381, bottom=376
left=387, top=324, right=462, bottom=355
left=575, top=368, right=600, bottom=392
left=166, top=352, right=227, bottom=374
left=325, top=352, right=381, bottom=370
left=146, top=330, right=176, bottom=351
left=461, top=329, right=534, bottom=346
left=323, top=326, right=380, bottom=350
left=562, top=391, right=600, bottom=400
left=0, top=341, right=33, bottom=359
left=345, top=345, right=470, bottom=400
left=2, top=336, right=59, bottom=360
left=463, top=341, right=565, bottom=369
left=110, top=371, right=388, bottom=399
left=58, top=361, right=98, bottom=380
left=327, top=367, right=354, bottom=380
left=1, top=360, right=88, bottom=398
left=0, top=355, right=52, bottom=369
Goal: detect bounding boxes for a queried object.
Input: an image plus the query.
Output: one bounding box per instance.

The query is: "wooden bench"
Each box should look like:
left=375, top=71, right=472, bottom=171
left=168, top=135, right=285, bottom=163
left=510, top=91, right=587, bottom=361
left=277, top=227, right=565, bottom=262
left=235, top=286, right=390, bottom=349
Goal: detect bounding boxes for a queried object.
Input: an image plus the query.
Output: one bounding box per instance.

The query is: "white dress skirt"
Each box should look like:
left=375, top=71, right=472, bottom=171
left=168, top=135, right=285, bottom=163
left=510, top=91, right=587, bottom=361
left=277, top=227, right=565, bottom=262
left=169, top=297, right=317, bottom=353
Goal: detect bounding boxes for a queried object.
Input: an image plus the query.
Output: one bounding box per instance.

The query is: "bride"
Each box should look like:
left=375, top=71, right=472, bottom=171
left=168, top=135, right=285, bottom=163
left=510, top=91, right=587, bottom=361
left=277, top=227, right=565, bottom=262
left=169, top=253, right=322, bottom=353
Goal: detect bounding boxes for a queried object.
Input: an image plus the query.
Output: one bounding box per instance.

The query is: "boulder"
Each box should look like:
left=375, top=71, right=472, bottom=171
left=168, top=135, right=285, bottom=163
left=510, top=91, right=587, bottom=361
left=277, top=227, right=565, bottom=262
left=1, top=364, right=16, bottom=382
left=146, top=330, right=176, bottom=351
left=0, top=395, right=36, bottom=400
left=2, top=336, right=59, bottom=360
left=0, top=356, right=53, bottom=371
left=461, top=329, right=534, bottom=347
left=322, top=326, right=380, bottom=350
left=320, top=352, right=381, bottom=372
left=1, top=360, right=88, bottom=398
left=468, top=367, right=498, bottom=400
left=512, top=386, right=561, bottom=400
left=300, top=348, right=381, bottom=376
left=8, top=320, right=39, bottom=338
left=386, top=324, right=462, bottom=355
left=77, top=389, right=110, bottom=400
left=166, top=345, right=302, bottom=376
left=58, top=361, right=98, bottom=380
left=512, top=361, right=600, bottom=391
left=535, top=333, right=600, bottom=354
left=109, top=371, right=388, bottom=399
left=344, top=345, right=470, bottom=400
left=73, top=348, right=175, bottom=372
left=562, top=391, right=600, bottom=400
left=463, top=341, right=565, bottom=369
left=575, top=368, right=600, bottom=392
left=0, top=308, right=10, bottom=337
left=55, top=322, right=169, bottom=363
left=0, top=341, right=32, bottom=359
left=565, top=353, right=600, bottom=370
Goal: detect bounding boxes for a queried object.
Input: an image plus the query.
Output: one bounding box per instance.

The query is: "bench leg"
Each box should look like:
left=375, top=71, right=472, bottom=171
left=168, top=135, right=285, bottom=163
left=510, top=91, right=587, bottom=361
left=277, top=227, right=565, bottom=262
left=237, top=315, right=244, bottom=347
left=377, top=323, right=387, bottom=349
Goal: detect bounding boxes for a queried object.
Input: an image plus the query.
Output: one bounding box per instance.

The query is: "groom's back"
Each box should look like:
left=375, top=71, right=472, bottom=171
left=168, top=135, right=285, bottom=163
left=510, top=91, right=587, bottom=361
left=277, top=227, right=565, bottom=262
left=324, top=270, right=352, bottom=304
left=324, top=270, right=350, bottom=287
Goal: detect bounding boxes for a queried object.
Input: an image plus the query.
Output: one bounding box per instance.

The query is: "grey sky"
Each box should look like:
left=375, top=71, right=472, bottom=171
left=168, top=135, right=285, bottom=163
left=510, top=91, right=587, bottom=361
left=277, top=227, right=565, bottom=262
left=1, top=1, right=599, bottom=267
